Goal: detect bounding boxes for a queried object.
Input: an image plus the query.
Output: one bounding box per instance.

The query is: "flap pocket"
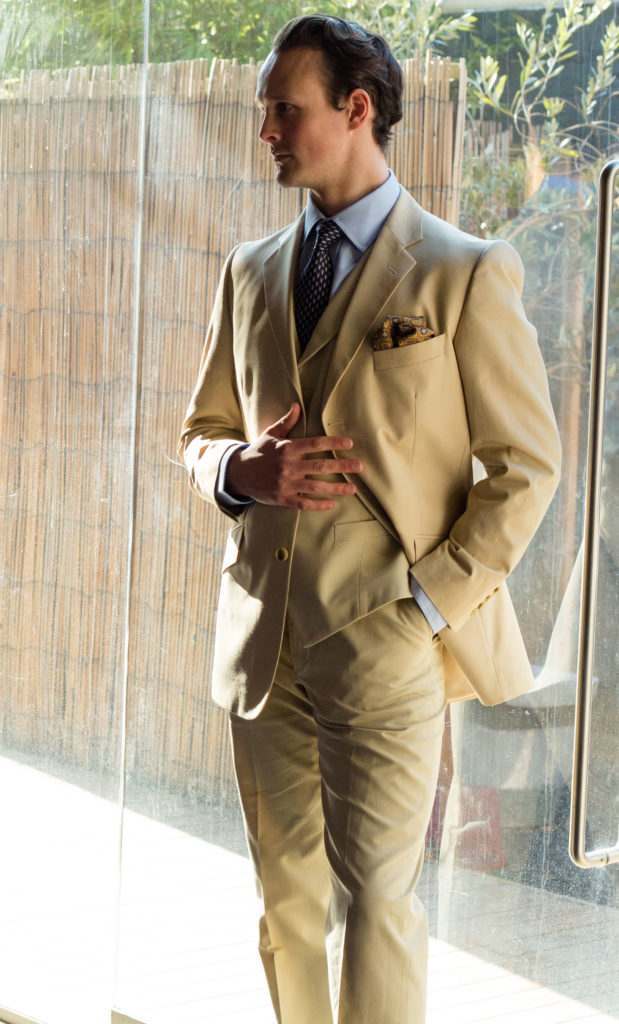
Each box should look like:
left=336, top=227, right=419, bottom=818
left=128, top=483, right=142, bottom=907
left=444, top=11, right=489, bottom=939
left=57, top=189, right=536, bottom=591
left=333, top=517, right=388, bottom=549
left=222, top=523, right=244, bottom=571
left=373, top=332, right=447, bottom=370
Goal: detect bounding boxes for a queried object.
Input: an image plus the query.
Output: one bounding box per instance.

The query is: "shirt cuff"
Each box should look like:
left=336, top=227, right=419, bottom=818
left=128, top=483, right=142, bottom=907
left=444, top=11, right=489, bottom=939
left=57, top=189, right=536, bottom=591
left=215, top=442, right=255, bottom=512
left=409, top=572, right=448, bottom=635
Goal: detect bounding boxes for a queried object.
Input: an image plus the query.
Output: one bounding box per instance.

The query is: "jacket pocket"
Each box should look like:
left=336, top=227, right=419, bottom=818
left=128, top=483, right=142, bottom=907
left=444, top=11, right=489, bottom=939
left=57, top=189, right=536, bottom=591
left=373, top=332, right=447, bottom=370
left=332, top=518, right=412, bottom=617
left=222, top=523, right=244, bottom=571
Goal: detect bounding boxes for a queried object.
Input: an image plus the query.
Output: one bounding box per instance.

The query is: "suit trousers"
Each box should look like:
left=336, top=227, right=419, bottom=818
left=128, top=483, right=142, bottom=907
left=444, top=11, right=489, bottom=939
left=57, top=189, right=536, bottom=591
left=228, top=594, right=447, bottom=1024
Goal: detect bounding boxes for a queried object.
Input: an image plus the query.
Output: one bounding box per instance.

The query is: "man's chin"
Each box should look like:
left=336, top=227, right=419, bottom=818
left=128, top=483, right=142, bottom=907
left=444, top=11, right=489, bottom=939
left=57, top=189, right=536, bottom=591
left=274, top=158, right=302, bottom=186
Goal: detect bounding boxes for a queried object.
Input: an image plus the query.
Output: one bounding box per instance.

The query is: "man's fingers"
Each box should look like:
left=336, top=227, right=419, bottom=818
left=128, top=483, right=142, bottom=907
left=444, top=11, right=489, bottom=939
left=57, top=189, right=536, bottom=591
left=287, top=435, right=356, bottom=455
left=294, top=479, right=358, bottom=496
left=288, top=458, right=364, bottom=476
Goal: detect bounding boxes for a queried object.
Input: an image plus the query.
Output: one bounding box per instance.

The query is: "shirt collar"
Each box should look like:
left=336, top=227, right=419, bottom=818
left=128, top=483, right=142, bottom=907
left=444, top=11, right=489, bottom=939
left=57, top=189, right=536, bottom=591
left=303, top=169, right=401, bottom=252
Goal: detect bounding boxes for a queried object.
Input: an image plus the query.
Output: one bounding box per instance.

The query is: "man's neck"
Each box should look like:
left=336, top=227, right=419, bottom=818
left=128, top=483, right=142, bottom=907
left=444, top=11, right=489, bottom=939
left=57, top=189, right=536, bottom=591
left=309, top=162, right=390, bottom=217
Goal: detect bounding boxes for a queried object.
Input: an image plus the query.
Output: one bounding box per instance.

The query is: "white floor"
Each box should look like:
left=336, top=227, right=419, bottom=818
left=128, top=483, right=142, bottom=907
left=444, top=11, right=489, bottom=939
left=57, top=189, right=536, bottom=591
left=1, top=752, right=618, bottom=1024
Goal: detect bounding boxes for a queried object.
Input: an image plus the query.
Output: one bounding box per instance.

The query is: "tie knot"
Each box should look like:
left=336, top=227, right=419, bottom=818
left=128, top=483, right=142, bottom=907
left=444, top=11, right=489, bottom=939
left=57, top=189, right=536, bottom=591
left=316, top=218, right=342, bottom=249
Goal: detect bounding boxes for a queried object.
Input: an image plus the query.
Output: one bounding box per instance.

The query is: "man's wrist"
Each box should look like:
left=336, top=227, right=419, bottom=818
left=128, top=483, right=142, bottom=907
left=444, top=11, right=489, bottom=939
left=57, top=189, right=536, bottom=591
left=223, top=443, right=253, bottom=502
left=216, top=443, right=255, bottom=509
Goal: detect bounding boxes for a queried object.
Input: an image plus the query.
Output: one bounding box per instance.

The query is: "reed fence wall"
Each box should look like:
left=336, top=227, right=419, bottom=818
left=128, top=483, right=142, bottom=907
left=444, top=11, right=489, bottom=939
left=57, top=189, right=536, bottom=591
left=0, top=54, right=466, bottom=802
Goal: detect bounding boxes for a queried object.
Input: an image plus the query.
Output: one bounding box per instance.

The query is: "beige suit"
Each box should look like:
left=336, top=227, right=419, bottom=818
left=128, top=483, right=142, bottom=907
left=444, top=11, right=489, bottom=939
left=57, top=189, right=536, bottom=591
left=178, top=185, right=562, bottom=1023
left=177, top=186, right=562, bottom=716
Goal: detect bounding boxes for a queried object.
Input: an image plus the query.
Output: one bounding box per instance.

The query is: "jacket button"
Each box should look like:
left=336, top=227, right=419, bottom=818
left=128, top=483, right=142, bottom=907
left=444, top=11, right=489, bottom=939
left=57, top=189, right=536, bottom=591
left=274, top=546, right=289, bottom=561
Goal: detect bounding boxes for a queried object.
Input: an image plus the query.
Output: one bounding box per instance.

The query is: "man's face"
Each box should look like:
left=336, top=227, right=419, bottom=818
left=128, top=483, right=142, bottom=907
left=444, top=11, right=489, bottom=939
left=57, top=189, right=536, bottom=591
left=256, top=47, right=352, bottom=193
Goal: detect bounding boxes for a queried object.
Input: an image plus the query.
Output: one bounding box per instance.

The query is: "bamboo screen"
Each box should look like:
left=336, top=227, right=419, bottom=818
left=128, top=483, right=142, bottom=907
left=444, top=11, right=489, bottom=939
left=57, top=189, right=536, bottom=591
left=0, top=55, right=466, bottom=799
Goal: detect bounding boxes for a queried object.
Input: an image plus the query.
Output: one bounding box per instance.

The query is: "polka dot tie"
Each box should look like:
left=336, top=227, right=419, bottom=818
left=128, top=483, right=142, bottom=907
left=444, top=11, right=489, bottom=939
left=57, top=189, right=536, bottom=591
left=294, top=219, right=343, bottom=352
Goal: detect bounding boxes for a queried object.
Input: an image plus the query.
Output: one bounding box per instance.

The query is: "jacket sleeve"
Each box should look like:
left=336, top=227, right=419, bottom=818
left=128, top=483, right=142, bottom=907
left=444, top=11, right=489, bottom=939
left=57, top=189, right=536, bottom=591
left=410, top=238, right=562, bottom=632
left=176, top=244, right=247, bottom=522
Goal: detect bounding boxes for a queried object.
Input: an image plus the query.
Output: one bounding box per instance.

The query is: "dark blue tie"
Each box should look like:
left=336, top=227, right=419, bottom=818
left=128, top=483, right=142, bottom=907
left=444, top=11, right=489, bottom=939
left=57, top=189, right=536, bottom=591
left=294, top=219, right=342, bottom=352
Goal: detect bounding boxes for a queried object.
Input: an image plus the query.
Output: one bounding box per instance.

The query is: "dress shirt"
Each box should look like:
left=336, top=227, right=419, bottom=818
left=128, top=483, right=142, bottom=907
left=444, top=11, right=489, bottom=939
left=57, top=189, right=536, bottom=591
left=214, top=169, right=447, bottom=636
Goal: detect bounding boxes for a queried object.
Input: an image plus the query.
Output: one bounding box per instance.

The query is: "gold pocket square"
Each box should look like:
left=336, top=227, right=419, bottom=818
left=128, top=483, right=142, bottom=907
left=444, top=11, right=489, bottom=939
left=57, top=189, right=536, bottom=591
left=370, top=315, right=437, bottom=350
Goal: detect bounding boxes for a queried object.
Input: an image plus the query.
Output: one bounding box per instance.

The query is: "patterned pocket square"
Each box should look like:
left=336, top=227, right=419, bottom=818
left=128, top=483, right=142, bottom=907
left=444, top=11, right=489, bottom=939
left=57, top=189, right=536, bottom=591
left=370, top=315, right=437, bottom=350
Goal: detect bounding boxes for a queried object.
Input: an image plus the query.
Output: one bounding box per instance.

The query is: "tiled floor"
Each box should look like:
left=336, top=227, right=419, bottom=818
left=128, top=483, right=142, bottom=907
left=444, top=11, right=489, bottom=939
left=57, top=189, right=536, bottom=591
left=1, top=752, right=618, bottom=1024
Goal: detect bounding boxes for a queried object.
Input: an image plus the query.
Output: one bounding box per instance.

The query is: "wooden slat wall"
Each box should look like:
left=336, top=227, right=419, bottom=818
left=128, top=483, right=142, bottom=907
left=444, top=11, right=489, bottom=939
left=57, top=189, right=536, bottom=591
left=0, top=55, right=466, bottom=799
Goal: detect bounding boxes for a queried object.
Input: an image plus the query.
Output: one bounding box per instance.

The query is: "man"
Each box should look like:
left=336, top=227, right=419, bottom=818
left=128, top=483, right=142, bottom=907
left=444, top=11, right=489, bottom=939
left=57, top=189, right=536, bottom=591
left=177, top=14, right=562, bottom=1024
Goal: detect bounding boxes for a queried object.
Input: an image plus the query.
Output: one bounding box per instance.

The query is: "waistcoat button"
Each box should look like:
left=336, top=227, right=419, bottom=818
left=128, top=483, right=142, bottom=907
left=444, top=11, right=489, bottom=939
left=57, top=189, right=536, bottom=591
left=274, top=546, right=289, bottom=561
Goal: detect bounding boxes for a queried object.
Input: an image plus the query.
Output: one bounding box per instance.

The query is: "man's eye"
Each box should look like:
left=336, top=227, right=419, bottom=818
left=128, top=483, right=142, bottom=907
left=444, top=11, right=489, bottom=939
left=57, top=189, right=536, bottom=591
left=255, top=102, right=294, bottom=117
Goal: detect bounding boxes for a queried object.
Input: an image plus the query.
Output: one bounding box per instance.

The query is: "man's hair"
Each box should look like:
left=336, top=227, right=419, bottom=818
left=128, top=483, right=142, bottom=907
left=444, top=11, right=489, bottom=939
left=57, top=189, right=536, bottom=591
left=269, top=15, right=403, bottom=152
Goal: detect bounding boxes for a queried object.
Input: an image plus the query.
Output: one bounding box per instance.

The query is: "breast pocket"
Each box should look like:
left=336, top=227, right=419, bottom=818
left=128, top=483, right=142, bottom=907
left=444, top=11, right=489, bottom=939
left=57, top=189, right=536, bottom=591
left=372, top=332, right=447, bottom=370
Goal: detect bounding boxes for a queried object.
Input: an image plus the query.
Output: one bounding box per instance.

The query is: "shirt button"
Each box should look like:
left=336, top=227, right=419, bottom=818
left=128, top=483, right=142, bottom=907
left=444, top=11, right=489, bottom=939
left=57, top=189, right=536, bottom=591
left=274, top=546, right=289, bottom=561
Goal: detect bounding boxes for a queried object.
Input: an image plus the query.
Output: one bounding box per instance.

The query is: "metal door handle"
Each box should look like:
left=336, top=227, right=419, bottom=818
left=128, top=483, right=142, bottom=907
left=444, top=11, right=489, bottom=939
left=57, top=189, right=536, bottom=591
left=569, top=158, right=619, bottom=868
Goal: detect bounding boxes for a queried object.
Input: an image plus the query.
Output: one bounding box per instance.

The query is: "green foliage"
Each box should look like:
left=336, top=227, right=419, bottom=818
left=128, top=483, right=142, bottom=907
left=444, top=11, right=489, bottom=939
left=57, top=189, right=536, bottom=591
left=0, top=0, right=335, bottom=71
left=459, top=153, right=527, bottom=238
left=350, top=0, right=477, bottom=61
left=0, top=0, right=478, bottom=73
left=469, top=0, right=619, bottom=171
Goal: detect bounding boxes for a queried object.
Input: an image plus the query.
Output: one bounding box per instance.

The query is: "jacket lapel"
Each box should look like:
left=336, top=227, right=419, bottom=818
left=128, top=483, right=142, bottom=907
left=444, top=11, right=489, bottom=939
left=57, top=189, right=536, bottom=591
left=262, top=212, right=306, bottom=408
left=321, top=187, right=424, bottom=415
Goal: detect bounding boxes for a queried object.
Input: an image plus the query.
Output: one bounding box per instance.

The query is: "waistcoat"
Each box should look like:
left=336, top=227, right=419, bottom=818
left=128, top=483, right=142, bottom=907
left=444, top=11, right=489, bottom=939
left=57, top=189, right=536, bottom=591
left=285, top=247, right=413, bottom=646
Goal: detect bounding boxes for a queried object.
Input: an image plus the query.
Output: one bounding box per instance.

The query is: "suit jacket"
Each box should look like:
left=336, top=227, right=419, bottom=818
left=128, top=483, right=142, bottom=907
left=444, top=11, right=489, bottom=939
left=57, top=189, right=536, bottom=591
left=177, top=186, right=562, bottom=718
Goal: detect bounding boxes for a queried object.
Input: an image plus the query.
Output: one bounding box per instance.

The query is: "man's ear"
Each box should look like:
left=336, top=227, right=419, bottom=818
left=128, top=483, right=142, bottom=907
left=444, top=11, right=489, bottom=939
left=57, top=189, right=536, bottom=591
left=347, top=88, right=373, bottom=132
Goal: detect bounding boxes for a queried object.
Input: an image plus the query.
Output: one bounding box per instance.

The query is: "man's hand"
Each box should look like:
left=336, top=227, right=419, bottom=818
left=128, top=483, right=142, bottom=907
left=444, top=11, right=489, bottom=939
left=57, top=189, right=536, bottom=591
left=226, top=402, right=364, bottom=511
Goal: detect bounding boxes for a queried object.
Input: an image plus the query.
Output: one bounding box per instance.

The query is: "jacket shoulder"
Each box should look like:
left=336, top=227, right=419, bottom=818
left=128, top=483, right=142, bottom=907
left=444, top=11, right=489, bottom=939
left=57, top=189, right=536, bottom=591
left=420, top=208, right=488, bottom=259
left=419, top=206, right=520, bottom=273
left=229, top=219, right=299, bottom=279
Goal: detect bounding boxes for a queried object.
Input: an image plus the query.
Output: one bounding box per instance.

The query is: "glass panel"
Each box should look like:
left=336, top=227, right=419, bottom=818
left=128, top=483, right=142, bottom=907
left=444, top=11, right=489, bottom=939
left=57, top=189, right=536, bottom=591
left=113, top=31, right=467, bottom=1024
left=112, top=54, right=283, bottom=1024
left=431, top=3, right=619, bottom=1019
left=0, top=3, right=147, bottom=1023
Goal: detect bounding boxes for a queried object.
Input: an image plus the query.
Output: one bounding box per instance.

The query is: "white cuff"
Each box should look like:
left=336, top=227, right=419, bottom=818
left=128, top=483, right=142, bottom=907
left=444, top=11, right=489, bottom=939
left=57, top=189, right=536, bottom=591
left=409, top=572, right=448, bottom=635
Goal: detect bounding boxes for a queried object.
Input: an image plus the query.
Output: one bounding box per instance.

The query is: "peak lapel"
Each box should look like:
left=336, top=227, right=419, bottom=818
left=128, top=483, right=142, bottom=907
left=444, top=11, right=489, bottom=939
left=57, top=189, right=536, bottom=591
left=322, top=188, right=424, bottom=415
left=263, top=212, right=306, bottom=406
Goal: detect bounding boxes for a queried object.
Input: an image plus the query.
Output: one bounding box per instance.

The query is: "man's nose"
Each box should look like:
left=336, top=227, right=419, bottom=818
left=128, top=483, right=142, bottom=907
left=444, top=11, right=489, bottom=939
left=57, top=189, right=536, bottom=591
left=258, top=113, right=280, bottom=145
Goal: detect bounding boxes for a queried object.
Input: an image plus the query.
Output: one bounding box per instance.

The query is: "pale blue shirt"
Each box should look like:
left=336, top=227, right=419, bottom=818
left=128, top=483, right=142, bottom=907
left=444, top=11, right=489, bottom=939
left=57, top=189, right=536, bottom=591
left=215, top=169, right=447, bottom=635
left=297, top=167, right=401, bottom=293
